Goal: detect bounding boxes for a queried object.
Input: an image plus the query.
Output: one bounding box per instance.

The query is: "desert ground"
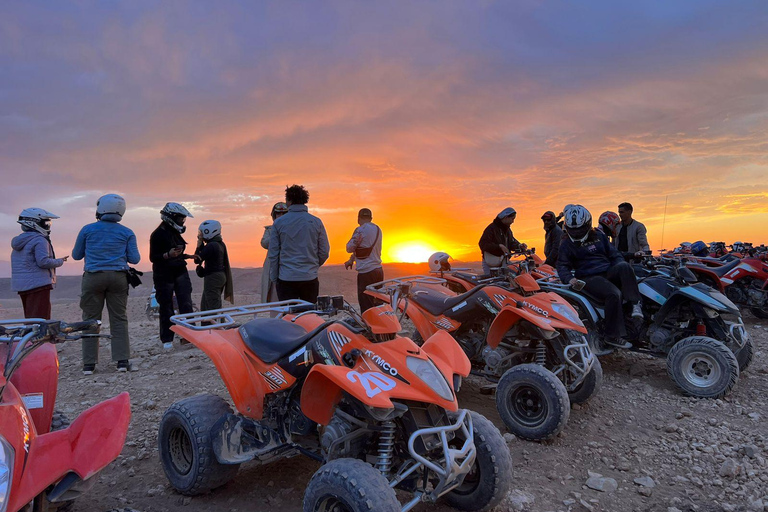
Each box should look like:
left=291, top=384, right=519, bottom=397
left=1, top=263, right=766, bottom=512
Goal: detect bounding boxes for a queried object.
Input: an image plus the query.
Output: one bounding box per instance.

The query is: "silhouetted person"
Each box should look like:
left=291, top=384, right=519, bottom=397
left=344, top=208, right=383, bottom=312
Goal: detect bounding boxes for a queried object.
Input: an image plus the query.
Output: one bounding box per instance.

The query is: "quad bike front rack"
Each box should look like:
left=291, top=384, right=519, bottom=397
left=170, top=300, right=314, bottom=330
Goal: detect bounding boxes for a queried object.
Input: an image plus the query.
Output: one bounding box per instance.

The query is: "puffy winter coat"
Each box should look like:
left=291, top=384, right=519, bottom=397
left=11, top=231, right=65, bottom=292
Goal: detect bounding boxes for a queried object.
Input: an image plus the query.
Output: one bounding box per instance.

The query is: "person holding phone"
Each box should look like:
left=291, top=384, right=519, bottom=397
left=150, top=202, right=195, bottom=350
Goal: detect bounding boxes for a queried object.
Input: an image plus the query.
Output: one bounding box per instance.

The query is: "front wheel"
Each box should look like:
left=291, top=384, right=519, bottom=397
left=666, top=336, right=739, bottom=399
left=442, top=412, right=513, bottom=512
left=158, top=394, right=240, bottom=495
left=495, top=364, right=570, bottom=441
left=566, top=358, right=603, bottom=404
left=734, top=338, right=754, bottom=372
left=303, top=458, right=400, bottom=512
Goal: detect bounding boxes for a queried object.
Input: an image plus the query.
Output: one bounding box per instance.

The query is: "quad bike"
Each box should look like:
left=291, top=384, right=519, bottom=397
left=681, top=254, right=768, bottom=319
left=0, top=319, right=131, bottom=512
left=158, top=297, right=512, bottom=512
left=366, top=276, right=600, bottom=441
left=537, top=257, right=751, bottom=399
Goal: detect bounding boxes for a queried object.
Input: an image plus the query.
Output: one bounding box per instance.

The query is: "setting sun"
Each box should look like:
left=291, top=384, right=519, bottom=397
left=388, top=241, right=436, bottom=263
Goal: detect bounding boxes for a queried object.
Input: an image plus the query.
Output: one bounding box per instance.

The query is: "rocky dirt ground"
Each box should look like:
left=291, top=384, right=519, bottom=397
left=2, top=291, right=767, bottom=512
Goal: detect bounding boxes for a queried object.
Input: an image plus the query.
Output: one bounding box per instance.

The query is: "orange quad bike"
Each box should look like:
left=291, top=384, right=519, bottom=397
left=366, top=276, right=601, bottom=442
left=157, top=296, right=513, bottom=512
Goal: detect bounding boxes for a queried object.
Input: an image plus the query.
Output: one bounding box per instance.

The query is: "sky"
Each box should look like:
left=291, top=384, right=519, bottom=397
left=2, top=1, right=768, bottom=274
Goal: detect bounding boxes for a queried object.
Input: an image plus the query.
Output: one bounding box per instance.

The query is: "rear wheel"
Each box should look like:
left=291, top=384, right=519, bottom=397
left=666, top=336, right=739, bottom=399
left=158, top=394, right=240, bottom=495
left=749, top=306, right=768, bottom=319
left=566, top=358, right=603, bottom=405
left=303, top=458, right=399, bottom=512
left=495, top=364, right=570, bottom=441
left=734, top=338, right=754, bottom=372
left=442, top=412, right=513, bottom=511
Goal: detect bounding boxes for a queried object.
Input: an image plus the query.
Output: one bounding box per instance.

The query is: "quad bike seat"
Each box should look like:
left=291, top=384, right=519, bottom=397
left=691, top=258, right=740, bottom=278
left=410, top=285, right=487, bottom=317
left=452, top=271, right=484, bottom=285
left=239, top=318, right=311, bottom=364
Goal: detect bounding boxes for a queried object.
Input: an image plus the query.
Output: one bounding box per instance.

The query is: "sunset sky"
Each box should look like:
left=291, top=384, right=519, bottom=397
left=2, top=1, right=767, bottom=274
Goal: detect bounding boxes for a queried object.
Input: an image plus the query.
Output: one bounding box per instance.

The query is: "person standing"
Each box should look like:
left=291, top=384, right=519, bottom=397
left=344, top=208, right=383, bottom=312
left=150, top=202, right=195, bottom=350
left=194, top=220, right=234, bottom=311
left=260, top=202, right=288, bottom=303
left=268, top=185, right=330, bottom=303
left=478, top=207, right=526, bottom=274
left=541, top=210, right=563, bottom=267
left=615, top=202, right=651, bottom=258
left=72, top=194, right=140, bottom=374
left=11, top=208, right=68, bottom=319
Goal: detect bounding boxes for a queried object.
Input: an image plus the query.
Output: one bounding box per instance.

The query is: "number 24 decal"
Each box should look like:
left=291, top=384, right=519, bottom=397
left=347, top=371, right=396, bottom=398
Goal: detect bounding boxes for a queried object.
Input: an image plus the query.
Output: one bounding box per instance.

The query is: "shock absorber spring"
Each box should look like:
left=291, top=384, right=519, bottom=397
left=376, top=420, right=396, bottom=475
left=535, top=341, right=547, bottom=366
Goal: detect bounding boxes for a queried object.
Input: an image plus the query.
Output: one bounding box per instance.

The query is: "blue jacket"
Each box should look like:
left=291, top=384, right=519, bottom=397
left=557, top=230, right=624, bottom=283
left=72, top=217, right=141, bottom=272
left=268, top=204, right=330, bottom=282
left=10, top=231, right=65, bottom=292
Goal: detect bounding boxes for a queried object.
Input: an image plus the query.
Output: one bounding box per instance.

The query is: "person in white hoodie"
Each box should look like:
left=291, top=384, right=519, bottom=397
left=11, top=208, right=68, bottom=319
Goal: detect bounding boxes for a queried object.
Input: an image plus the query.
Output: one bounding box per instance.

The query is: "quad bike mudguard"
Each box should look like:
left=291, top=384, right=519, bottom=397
left=9, top=342, right=58, bottom=435
left=8, top=392, right=130, bottom=511
left=485, top=300, right=588, bottom=349
left=171, top=325, right=273, bottom=419
left=421, top=330, right=471, bottom=379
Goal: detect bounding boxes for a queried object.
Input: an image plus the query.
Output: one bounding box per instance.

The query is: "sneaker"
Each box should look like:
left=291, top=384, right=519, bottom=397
left=82, top=364, right=95, bottom=375
left=163, top=342, right=174, bottom=351
left=117, top=360, right=132, bottom=372
left=631, top=303, right=644, bottom=319
left=605, top=337, right=632, bottom=349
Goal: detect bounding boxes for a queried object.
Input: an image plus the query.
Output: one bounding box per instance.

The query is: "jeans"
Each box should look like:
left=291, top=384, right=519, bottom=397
left=583, top=262, right=641, bottom=339
left=155, top=272, right=194, bottom=343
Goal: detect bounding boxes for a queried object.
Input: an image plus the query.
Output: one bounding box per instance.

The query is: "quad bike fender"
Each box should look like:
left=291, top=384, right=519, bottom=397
left=9, top=392, right=131, bottom=511
left=9, top=342, right=58, bottom=435
left=486, top=306, right=556, bottom=349
left=688, top=266, right=726, bottom=291
left=364, top=290, right=440, bottom=339
left=421, top=330, right=471, bottom=378
left=171, top=325, right=269, bottom=419
left=301, top=365, right=396, bottom=425
left=551, top=288, right=601, bottom=325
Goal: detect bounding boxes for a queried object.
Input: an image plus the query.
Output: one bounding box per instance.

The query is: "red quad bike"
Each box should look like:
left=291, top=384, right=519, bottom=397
left=158, top=297, right=513, bottom=512
left=683, top=255, right=768, bottom=319
left=366, top=276, right=601, bottom=442
left=0, top=319, right=131, bottom=512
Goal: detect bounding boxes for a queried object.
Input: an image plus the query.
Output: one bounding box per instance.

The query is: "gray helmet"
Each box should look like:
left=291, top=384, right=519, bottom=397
left=198, top=220, right=222, bottom=241
left=161, top=202, right=193, bottom=233
left=428, top=252, right=452, bottom=272
left=18, top=207, right=59, bottom=235
left=96, top=194, right=126, bottom=220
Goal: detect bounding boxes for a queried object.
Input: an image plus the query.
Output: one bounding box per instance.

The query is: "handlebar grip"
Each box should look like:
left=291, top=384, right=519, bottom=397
left=288, top=304, right=317, bottom=314
left=60, top=320, right=101, bottom=333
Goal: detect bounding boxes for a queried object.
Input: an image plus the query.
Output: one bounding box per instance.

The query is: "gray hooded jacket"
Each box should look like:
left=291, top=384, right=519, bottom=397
left=11, top=231, right=65, bottom=292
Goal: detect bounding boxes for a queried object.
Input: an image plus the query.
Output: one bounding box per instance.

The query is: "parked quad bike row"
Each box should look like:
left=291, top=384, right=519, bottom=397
left=0, top=245, right=761, bottom=512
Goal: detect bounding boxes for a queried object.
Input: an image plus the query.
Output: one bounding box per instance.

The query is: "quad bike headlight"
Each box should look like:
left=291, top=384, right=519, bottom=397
left=551, top=303, right=584, bottom=326
left=0, top=435, right=14, bottom=512
left=406, top=357, right=454, bottom=402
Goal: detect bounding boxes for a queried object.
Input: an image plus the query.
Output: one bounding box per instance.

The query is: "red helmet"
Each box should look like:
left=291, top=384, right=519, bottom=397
left=598, top=211, right=621, bottom=237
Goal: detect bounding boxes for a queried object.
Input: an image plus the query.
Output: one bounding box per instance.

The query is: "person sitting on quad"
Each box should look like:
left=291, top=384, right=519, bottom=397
left=541, top=210, right=563, bottom=267
left=557, top=204, right=643, bottom=348
left=478, top=207, right=526, bottom=274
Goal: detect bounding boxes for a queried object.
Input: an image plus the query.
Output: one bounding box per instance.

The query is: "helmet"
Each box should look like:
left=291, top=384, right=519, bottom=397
left=598, top=211, right=621, bottom=237
left=96, top=194, right=126, bottom=220
left=161, top=202, right=194, bottom=233
left=18, top=207, right=59, bottom=235
left=271, top=202, right=288, bottom=220
left=198, top=220, right=222, bottom=241
left=428, top=252, right=452, bottom=272
left=563, top=204, right=592, bottom=242
left=691, top=241, right=708, bottom=257
left=732, top=241, right=744, bottom=252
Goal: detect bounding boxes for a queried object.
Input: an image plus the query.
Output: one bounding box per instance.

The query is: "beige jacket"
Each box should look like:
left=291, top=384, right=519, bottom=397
left=614, top=220, right=650, bottom=253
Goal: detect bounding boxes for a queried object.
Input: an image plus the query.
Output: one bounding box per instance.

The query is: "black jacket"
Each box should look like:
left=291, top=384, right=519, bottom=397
left=149, top=223, right=189, bottom=281
left=478, top=218, right=521, bottom=257
left=543, top=224, right=564, bottom=266
left=195, top=238, right=227, bottom=276
left=557, top=230, right=624, bottom=283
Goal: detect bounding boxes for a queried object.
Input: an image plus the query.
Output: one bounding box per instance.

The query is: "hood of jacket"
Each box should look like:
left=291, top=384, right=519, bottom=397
left=11, top=231, right=45, bottom=251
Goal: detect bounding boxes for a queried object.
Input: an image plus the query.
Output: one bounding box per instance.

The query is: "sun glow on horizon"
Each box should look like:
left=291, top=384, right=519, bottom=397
left=387, top=241, right=436, bottom=263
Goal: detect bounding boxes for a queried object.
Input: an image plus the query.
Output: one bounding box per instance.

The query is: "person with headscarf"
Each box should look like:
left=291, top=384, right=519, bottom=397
left=478, top=207, right=526, bottom=274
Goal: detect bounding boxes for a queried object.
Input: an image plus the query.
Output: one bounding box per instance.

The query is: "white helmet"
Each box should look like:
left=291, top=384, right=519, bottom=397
left=428, top=252, right=452, bottom=272
left=563, top=204, right=592, bottom=242
left=161, top=202, right=193, bottom=233
left=96, top=194, right=126, bottom=220
left=18, top=207, right=59, bottom=235
left=199, top=220, right=222, bottom=241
